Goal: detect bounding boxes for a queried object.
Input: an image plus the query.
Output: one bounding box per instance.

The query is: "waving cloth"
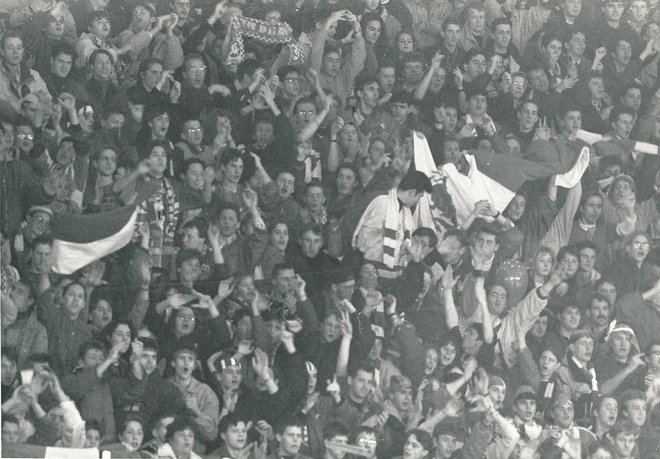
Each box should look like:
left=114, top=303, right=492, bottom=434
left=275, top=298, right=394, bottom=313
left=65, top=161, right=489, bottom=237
left=443, top=137, right=587, bottom=225
left=226, top=16, right=304, bottom=65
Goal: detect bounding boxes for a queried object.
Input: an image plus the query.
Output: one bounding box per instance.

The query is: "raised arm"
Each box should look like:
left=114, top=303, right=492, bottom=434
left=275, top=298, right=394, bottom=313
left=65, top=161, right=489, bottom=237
left=441, top=265, right=460, bottom=329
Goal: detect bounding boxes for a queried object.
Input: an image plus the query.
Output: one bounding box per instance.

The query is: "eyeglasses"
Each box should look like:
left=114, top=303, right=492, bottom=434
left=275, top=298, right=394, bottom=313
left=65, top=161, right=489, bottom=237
left=18, top=134, right=34, bottom=140
left=188, top=66, right=207, bottom=73
left=631, top=241, right=651, bottom=249
left=512, top=82, right=526, bottom=87
left=186, top=128, right=202, bottom=134
left=297, top=110, right=315, bottom=116
left=284, top=77, right=301, bottom=83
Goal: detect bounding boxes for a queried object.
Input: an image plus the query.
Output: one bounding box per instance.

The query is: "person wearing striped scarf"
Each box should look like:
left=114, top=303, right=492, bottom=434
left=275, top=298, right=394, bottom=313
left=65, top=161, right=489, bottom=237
left=352, top=170, right=432, bottom=282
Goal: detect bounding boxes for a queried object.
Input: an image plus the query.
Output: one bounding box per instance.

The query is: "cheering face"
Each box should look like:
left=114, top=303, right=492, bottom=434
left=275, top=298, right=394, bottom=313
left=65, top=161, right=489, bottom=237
left=596, top=397, right=618, bottom=427
left=626, top=234, right=650, bottom=263
left=505, top=194, right=526, bottom=221
left=560, top=306, right=581, bottom=332
left=95, top=148, right=117, bottom=177
left=336, top=167, right=357, bottom=196
left=171, top=428, right=195, bottom=456
left=148, top=145, right=168, bottom=176
left=609, top=332, right=632, bottom=361
left=47, top=13, right=66, bottom=38
left=364, top=20, right=381, bottom=45
left=538, top=350, right=559, bottom=379
left=120, top=421, right=144, bottom=452
left=222, top=422, right=247, bottom=450
left=63, top=284, right=86, bottom=318
left=515, top=399, right=537, bottom=423
left=403, top=434, right=429, bottom=459
left=90, top=17, right=111, bottom=40
left=439, top=342, right=457, bottom=366
left=571, top=336, right=594, bottom=363
left=277, top=426, right=303, bottom=456
left=269, top=223, right=289, bottom=252
left=356, top=432, right=378, bottom=457
left=425, top=348, right=438, bottom=374
left=90, top=299, right=113, bottom=331
left=488, top=384, right=506, bottom=409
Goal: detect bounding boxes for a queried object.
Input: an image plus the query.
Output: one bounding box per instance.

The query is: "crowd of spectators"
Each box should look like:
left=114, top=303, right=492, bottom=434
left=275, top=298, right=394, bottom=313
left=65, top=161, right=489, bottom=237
left=3, top=0, right=660, bottom=458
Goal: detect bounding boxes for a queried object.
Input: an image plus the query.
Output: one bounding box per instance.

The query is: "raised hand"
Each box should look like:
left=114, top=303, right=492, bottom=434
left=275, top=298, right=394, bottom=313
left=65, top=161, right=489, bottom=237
left=252, top=347, right=270, bottom=379
left=235, top=340, right=253, bottom=357
left=535, top=117, right=551, bottom=141
left=217, top=278, right=234, bottom=301
left=241, top=187, right=259, bottom=211
left=326, top=375, right=341, bottom=403
left=339, top=309, right=353, bottom=338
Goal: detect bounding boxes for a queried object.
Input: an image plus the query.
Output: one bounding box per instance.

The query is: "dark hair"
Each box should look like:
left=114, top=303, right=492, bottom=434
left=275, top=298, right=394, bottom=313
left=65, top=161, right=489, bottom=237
left=575, top=239, right=598, bottom=254
left=349, top=361, right=375, bottom=378
left=100, top=320, right=134, bottom=346
left=412, top=227, right=439, bottom=248
left=181, top=216, right=208, bottom=238
left=51, top=42, right=76, bottom=61
left=219, top=149, right=243, bottom=167
left=398, top=170, right=432, bottom=194
left=78, top=340, right=107, bottom=361
left=218, top=412, right=250, bottom=434
left=140, top=337, right=159, bottom=356
left=275, top=416, right=304, bottom=434
left=31, top=234, right=54, bottom=250
left=236, top=58, right=261, bottom=81
left=175, top=248, right=204, bottom=268
left=557, top=245, right=579, bottom=262
left=118, top=414, right=144, bottom=437
left=89, top=48, right=114, bottom=67
left=276, top=64, right=300, bottom=81
left=1, top=30, right=24, bottom=50
left=323, top=420, right=351, bottom=440
left=609, top=105, right=636, bottom=124
left=355, top=72, right=379, bottom=93
left=300, top=223, right=324, bottom=239
left=293, top=97, right=317, bottom=114
left=406, top=429, right=434, bottom=454
left=442, top=16, right=462, bottom=31
left=165, top=417, right=196, bottom=440
left=1, top=347, right=18, bottom=365
left=490, top=16, right=512, bottom=32
left=272, top=263, right=296, bottom=279
left=619, top=389, right=646, bottom=411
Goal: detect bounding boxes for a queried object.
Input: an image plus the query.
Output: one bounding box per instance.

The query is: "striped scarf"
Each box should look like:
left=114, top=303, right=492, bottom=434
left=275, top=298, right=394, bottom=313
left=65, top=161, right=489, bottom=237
left=225, top=16, right=304, bottom=65
left=383, top=188, right=412, bottom=269
left=135, top=175, right=179, bottom=269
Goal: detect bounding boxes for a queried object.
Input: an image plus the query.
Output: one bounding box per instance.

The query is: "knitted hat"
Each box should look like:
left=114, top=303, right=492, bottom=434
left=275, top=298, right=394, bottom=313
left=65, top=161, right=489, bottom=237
left=489, top=375, right=506, bottom=389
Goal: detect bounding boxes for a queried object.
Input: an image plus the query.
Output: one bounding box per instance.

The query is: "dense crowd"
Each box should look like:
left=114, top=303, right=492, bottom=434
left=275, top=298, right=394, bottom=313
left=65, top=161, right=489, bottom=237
left=3, top=0, right=660, bottom=458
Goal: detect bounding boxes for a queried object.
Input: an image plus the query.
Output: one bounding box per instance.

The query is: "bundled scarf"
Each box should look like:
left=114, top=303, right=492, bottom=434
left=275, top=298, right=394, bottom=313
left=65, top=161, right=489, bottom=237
left=135, top=175, right=179, bottom=269
left=383, top=187, right=413, bottom=269
left=225, top=16, right=304, bottom=65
